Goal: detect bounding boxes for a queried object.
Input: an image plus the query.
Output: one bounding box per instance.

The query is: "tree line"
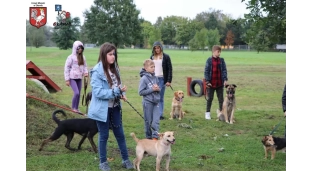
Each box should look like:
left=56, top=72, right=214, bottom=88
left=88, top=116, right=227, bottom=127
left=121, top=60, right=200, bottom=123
left=26, top=0, right=285, bottom=53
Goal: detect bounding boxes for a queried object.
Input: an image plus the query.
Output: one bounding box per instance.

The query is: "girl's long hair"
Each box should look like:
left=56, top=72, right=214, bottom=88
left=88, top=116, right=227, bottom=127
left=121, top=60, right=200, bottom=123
left=98, top=42, right=120, bottom=87
left=77, top=53, right=84, bottom=65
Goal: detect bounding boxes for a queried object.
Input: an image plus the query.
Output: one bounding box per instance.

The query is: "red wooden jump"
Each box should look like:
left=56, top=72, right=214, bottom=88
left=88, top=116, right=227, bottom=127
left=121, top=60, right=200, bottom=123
left=26, top=60, right=62, bottom=93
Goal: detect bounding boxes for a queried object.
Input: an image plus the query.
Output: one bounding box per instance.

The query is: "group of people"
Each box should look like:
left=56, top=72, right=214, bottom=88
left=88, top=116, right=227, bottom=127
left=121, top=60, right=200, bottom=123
left=64, top=41, right=172, bottom=170
left=63, top=40, right=286, bottom=171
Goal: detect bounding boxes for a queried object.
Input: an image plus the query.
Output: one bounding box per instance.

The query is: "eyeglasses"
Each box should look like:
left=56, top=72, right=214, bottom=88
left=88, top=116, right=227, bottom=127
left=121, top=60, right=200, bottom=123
left=77, top=45, right=84, bottom=50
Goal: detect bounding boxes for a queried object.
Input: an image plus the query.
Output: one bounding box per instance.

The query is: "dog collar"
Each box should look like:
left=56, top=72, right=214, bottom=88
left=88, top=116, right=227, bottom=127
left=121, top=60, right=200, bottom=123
left=175, top=98, right=180, bottom=101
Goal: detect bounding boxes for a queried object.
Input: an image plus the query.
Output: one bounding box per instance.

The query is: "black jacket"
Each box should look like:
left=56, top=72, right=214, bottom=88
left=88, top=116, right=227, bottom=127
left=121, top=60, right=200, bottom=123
left=150, top=53, right=172, bottom=84
left=282, top=84, right=286, bottom=112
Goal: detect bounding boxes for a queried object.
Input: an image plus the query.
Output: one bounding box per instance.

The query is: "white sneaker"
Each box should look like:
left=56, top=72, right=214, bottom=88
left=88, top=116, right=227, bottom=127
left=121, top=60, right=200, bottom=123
left=205, top=112, right=211, bottom=120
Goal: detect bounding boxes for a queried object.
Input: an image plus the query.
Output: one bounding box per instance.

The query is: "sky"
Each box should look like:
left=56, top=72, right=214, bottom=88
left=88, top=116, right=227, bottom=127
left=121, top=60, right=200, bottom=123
left=26, top=0, right=250, bottom=27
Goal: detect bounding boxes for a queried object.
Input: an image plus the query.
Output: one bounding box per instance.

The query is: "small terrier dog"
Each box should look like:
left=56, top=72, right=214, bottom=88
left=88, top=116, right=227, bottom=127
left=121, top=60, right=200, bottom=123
left=261, top=135, right=286, bottom=159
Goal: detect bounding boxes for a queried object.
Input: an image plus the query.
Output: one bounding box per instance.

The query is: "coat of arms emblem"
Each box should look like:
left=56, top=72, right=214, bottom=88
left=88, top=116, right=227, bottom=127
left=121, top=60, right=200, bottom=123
left=29, top=7, right=47, bottom=29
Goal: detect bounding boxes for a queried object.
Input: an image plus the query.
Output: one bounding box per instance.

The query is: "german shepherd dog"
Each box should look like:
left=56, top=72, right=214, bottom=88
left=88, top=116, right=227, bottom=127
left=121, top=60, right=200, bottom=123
left=217, top=84, right=237, bottom=124
left=39, top=109, right=98, bottom=153
left=262, top=135, right=286, bottom=159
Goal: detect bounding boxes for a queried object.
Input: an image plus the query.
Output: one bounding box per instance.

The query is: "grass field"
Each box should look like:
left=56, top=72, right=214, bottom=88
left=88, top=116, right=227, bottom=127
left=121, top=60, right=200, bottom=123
left=26, top=47, right=286, bottom=171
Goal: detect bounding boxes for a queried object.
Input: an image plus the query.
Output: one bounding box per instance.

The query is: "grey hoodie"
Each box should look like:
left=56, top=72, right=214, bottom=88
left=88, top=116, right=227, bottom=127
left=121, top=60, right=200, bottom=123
left=138, top=68, right=161, bottom=104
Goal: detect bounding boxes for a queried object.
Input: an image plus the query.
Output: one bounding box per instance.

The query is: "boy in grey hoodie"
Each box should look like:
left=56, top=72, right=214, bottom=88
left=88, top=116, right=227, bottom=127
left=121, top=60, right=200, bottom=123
left=138, top=59, right=161, bottom=140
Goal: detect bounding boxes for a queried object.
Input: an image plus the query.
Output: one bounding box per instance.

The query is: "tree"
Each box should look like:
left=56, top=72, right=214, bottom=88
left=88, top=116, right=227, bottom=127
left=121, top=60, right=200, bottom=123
left=224, top=18, right=245, bottom=45
left=249, top=30, right=270, bottom=53
left=148, top=28, right=162, bottom=48
left=195, top=28, right=209, bottom=52
left=205, top=14, right=218, bottom=30
left=175, top=19, right=204, bottom=48
left=159, top=16, right=182, bottom=45
left=242, top=0, right=286, bottom=44
left=224, top=30, right=235, bottom=49
left=188, top=37, right=199, bottom=51
left=154, top=16, right=163, bottom=28
left=195, top=9, right=230, bottom=46
left=83, top=0, right=142, bottom=47
left=141, top=21, right=154, bottom=48
left=207, top=28, right=221, bottom=51
left=79, top=23, right=91, bottom=44
left=51, top=16, right=80, bottom=50
left=26, top=20, right=46, bottom=48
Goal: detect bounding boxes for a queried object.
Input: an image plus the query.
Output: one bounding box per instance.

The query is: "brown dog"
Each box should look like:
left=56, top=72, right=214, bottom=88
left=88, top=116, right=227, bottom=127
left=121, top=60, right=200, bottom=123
left=130, top=131, right=175, bottom=171
left=169, top=90, right=185, bottom=120
left=262, top=135, right=286, bottom=159
left=216, top=84, right=237, bottom=124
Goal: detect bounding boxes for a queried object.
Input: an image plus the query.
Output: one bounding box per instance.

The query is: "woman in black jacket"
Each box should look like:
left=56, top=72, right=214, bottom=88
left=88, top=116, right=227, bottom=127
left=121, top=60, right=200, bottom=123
left=150, top=41, right=172, bottom=120
left=282, top=84, right=286, bottom=138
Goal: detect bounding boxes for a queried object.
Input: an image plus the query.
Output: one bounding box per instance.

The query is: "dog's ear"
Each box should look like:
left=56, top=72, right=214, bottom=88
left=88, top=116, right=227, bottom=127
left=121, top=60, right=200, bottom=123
left=158, top=133, right=164, bottom=138
left=174, top=91, right=178, bottom=97
left=232, top=84, right=237, bottom=88
left=261, top=136, right=268, bottom=143
left=225, top=84, right=229, bottom=88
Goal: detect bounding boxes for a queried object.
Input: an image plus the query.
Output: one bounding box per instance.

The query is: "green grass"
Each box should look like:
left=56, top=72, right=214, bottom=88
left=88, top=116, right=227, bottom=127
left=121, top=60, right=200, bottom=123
left=26, top=47, right=286, bottom=171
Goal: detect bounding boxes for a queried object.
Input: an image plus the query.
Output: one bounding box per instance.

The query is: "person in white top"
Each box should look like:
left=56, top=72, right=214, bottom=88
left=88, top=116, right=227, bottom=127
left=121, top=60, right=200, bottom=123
left=150, top=41, right=173, bottom=120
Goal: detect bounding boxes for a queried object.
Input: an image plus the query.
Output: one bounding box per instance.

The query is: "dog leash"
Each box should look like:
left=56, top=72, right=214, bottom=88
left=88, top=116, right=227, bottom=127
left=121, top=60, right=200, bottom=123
left=124, top=99, right=158, bottom=133
left=169, top=85, right=173, bottom=91
left=269, top=116, right=286, bottom=135
left=26, top=93, right=86, bottom=116
left=81, top=75, right=89, bottom=106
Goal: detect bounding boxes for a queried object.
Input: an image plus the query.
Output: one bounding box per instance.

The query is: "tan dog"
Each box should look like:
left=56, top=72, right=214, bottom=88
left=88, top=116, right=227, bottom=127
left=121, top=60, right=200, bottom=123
left=169, top=90, right=185, bottom=120
left=261, top=135, right=286, bottom=159
left=216, top=84, right=237, bottom=124
left=130, top=131, right=175, bottom=171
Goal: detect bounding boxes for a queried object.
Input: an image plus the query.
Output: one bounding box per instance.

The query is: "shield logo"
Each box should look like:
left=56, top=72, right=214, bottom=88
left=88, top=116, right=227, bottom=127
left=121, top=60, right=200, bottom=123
left=29, top=7, right=47, bottom=29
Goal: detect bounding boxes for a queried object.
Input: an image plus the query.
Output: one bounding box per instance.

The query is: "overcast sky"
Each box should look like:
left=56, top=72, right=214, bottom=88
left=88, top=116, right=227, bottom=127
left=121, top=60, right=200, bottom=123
left=26, top=0, right=250, bottom=27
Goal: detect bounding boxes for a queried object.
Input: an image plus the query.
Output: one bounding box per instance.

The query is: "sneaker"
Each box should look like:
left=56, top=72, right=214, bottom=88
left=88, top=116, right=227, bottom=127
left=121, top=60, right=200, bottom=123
left=152, top=138, right=158, bottom=141
left=205, top=112, right=211, bottom=120
left=99, top=162, right=111, bottom=171
left=160, top=116, right=165, bottom=120
left=122, top=159, right=134, bottom=169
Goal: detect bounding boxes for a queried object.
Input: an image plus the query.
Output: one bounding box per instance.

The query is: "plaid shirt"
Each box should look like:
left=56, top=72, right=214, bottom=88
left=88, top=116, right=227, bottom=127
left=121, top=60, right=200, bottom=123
left=211, top=57, right=222, bottom=88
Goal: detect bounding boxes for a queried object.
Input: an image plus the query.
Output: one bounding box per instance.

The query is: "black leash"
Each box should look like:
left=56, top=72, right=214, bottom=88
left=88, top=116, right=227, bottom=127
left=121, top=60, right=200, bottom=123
left=169, top=85, right=173, bottom=91
left=269, top=116, right=286, bottom=135
left=81, top=75, right=89, bottom=106
left=124, top=99, right=158, bottom=133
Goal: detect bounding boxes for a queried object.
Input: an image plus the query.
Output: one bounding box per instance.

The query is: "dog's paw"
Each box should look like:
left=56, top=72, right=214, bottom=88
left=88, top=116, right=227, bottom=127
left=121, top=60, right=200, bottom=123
left=178, top=118, right=181, bottom=120
left=169, top=117, right=173, bottom=120
left=230, top=121, right=233, bottom=124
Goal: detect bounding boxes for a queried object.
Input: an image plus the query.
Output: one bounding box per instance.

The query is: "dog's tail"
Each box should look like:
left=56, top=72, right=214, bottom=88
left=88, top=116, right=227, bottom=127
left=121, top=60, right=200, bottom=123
left=52, top=109, right=67, bottom=125
left=130, top=132, right=139, bottom=143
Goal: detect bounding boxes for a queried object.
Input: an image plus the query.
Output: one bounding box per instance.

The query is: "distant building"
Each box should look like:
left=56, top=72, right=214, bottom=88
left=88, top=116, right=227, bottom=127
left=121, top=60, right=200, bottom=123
left=276, top=44, right=286, bottom=52
left=84, top=44, right=96, bottom=48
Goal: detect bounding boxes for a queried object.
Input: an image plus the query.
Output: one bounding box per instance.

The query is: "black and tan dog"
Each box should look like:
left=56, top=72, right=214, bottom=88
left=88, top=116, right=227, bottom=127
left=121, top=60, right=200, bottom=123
left=261, top=135, right=286, bottom=159
left=39, top=109, right=98, bottom=153
left=216, top=84, right=237, bottom=124
left=169, top=90, right=185, bottom=120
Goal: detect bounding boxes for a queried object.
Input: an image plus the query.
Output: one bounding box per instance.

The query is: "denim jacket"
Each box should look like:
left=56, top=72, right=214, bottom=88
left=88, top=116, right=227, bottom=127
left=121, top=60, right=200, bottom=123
left=87, top=62, right=123, bottom=122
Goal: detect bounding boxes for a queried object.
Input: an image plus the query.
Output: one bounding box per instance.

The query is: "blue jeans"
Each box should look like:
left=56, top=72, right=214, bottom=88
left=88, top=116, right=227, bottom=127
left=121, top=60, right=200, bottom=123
left=157, top=77, right=166, bottom=117
left=96, top=106, right=129, bottom=163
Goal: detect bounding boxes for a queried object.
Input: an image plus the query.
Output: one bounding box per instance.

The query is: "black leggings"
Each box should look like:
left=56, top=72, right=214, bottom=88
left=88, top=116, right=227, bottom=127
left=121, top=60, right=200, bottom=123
left=206, top=86, right=224, bottom=112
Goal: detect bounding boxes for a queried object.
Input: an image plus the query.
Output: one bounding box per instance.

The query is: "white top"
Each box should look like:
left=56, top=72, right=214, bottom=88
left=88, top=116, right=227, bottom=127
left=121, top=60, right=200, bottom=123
left=108, top=70, right=119, bottom=108
left=153, top=58, right=163, bottom=77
